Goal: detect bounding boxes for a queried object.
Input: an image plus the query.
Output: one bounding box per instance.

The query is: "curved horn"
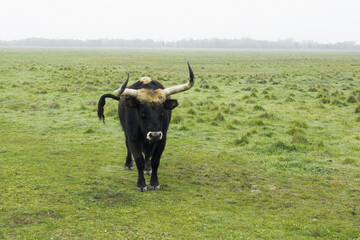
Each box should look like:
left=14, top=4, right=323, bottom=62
left=163, top=62, right=194, bottom=96
left=114, top=72, right=138, bottom=97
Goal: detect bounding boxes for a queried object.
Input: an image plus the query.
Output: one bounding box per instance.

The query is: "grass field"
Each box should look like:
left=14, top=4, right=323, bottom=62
left=1, top=48, right=360, bottom=239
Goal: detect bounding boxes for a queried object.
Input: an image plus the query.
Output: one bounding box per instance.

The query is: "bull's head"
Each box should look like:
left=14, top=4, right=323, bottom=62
left=115, top=62, right=194, bottom=142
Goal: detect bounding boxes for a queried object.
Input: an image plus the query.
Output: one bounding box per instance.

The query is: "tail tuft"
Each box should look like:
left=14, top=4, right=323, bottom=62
left=97, top=94, right=120, bottom=123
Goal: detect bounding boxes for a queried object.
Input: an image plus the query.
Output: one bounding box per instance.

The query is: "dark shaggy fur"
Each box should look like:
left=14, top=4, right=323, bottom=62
left=98, top=79, right=178, bottom=191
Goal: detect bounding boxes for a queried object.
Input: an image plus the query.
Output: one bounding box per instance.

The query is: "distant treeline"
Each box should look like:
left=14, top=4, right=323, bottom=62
left=1, top=38, right=359, bottom=50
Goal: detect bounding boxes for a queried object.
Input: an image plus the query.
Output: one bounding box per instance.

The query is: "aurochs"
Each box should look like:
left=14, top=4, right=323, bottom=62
left=97, top=62, right=194, bottom=192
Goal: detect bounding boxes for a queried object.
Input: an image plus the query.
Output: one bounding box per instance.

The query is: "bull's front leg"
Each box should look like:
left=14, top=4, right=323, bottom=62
left=143, top=156, right=152, bottom=176
left=133, top=152, right=147, bottom=192
left=149, top=146, right=164, bottom=191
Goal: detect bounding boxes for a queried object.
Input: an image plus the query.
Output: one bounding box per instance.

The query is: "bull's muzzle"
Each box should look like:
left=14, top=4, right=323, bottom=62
left=146, top=131, right=163, bottom=141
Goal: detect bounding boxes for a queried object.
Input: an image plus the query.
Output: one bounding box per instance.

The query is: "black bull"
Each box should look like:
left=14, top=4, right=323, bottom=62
left=97, top=63, right=194, bottom=192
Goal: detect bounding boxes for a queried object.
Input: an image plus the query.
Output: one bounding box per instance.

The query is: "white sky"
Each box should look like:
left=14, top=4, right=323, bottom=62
left=0, top=0, right=359, bottom=43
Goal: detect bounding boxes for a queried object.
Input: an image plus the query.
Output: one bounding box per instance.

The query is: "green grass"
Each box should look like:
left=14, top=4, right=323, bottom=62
left=1, top=48, right=360, bottom=239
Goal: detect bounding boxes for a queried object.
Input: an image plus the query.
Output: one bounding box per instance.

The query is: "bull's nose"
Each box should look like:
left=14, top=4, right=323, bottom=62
left=146, top=131, right=163, bottom=141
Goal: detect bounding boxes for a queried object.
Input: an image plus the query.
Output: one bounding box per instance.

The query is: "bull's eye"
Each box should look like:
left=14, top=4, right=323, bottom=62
left=160, top=111, right=164, bottom=118
left=141, top=112, right=146, bottom=119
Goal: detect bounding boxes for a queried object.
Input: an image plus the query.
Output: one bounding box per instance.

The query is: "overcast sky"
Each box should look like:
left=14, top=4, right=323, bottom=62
left=1, top=0, right=359, bottom=43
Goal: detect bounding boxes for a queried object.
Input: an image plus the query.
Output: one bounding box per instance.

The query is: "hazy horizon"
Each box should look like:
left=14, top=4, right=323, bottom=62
left=1, top=37, right=359, bottom=44
left=1, top=0, right=359, bottom=44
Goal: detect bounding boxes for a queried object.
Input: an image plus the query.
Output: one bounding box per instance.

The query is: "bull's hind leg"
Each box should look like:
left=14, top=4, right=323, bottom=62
left=124, top=138, right=133, bottom=170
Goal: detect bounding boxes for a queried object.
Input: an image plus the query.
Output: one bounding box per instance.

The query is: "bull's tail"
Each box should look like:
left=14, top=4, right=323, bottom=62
left=97, top=94, right=120, bottom=123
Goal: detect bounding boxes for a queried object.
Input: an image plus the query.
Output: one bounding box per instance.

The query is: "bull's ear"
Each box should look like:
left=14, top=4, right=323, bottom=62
left=125, top=97, right=140, bottom=109
left=164, top=99, right=178, bottom=110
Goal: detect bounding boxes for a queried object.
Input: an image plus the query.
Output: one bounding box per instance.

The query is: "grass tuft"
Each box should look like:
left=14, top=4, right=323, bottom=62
left=269, top=141, right=297, bottom=153
left=214, top=113, right=225, bottom=121
left=259, top=112, right=276, bottom=120
left=347, top=95, right=357, bottom=103
left=292, top=120, right=309, bottom=129
left=286, top=127, right=305, bottom=135
left=187, top=109, right=196, bottom=115
left=235, top=135, right=249, bottom=146
left=292, top=133, right=309, bottom=144
left=171, top=115, right=183, bottom=124
left=342, top=158, right=357, bottom=165
left=285, top=96, right=295, bottom=102
left=248, top=119, right=264, bottom=126
left=355, top=105, right=360, bottom=113
left=253, top=105, right=265, bottom=111
left=47, top=102, right=60, bottom=109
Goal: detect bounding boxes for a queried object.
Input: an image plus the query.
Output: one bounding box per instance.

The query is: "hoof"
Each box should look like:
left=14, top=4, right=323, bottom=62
left=149, top=185, right=160, bottom=191
left=143, top=170, right=152, bottom=175
left=125, top=165, right=134, bottom=170
left=136, top=186, right=147, bottom=192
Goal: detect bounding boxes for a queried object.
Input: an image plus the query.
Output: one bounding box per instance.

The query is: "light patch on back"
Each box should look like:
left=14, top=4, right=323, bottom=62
left=139, top=77, right=152, bottom=84
left=137, top=88, right=166, bottom=105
